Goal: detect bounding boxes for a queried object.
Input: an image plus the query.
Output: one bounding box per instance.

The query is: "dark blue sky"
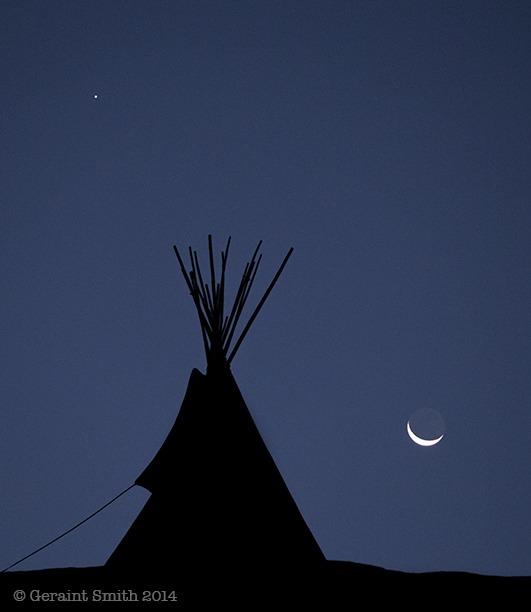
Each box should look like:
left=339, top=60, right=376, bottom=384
left=2, top=1, right=531, bottom=576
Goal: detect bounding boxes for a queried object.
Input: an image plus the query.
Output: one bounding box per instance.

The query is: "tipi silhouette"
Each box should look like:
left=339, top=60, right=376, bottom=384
left=105, top=237, right=325, bottom=589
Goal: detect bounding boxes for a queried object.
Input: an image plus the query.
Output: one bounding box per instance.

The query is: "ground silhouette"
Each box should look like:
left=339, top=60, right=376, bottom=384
left=1, top=561, right=529, bottom=606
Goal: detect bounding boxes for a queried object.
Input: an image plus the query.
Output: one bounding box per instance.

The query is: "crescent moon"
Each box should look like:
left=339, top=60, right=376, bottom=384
left=407, top=421, right=443, bottom=446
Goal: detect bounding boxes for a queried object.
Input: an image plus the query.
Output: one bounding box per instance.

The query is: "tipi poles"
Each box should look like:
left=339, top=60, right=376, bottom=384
left=227, top=247, right=293, bottom=364
left=173, top=236, right=293, bottom=366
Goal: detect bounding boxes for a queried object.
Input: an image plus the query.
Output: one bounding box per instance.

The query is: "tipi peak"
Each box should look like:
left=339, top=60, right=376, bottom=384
left=173, top=236, right=293, bottom=369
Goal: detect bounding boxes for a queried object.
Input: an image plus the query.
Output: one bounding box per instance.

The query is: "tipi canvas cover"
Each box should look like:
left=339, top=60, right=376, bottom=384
left=105, top=237, right=324, bottom=583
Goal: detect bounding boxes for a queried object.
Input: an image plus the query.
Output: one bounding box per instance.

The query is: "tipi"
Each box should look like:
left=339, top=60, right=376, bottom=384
left=105, top=237, right=325, bottom=586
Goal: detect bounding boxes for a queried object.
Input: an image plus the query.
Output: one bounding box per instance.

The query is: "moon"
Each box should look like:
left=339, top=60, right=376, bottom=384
left=407, top=407, right=445, bottom=446
left=407, top=421, right=443, bottom=446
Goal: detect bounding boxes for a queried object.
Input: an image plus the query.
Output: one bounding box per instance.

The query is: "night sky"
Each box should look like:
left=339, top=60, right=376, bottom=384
left=2, top=1, right=531, bottom=577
